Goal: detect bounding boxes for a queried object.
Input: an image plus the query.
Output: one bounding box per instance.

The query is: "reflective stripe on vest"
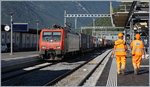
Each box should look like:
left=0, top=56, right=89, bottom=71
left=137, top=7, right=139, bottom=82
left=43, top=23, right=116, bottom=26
left=134, top=48, right=143, bottom=52
left=115, top=48, right=125, bottom=52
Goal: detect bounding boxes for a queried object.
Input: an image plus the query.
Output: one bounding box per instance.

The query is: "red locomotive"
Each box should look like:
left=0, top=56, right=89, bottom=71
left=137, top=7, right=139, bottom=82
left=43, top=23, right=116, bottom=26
left=39, top=26, right=80, bottom=60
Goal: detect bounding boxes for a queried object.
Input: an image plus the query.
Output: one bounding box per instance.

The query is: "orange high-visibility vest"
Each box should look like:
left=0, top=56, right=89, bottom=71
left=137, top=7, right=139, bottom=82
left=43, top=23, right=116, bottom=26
left=114, top=39, right=126, bottom=56
left=130, top=40, right=144, bottom=56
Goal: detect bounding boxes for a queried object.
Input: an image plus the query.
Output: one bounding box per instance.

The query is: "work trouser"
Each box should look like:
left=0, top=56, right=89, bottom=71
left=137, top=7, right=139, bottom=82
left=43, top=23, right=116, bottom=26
left=132, top=55, right=142, bottom=70
left=116, top=55, right=126, bottom=74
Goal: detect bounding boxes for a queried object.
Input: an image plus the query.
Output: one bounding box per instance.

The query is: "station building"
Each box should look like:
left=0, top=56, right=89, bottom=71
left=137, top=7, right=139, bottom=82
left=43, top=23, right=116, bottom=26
left=1, top=25, right=40, bottom=51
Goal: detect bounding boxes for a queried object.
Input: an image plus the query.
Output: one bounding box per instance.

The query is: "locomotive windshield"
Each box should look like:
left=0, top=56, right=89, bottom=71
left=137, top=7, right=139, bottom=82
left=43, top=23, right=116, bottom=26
left=43, top=31, right=61, bottom=42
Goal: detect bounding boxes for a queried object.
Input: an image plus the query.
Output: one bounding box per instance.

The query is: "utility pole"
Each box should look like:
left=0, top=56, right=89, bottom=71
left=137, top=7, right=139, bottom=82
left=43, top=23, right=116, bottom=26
left=64, top=10, right=67, bottom=27
left=36, top=20, right=39, bottom=51
left=75, top=17, right=77, bottom=30
left=93, top=18, right=95, bottom=36
left=10, top=12, right=13, bottom=55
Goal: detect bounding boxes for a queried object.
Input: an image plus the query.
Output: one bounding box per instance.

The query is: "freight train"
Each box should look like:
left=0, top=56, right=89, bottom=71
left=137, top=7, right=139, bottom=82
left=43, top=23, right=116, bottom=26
left=39, top=26, right=114, bottom=60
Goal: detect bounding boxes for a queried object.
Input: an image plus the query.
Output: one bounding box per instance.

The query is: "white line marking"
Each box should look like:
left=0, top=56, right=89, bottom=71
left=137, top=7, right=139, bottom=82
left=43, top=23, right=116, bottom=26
left=140, top=65, right=149, bottom=68
left=106, top=57, right=117, bottom=86
left=23, top=63, right=51, bottom=71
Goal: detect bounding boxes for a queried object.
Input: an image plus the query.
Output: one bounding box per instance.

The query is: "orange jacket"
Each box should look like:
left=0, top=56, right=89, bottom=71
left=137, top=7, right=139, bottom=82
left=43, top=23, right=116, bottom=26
left=130, top=40, right=144, bottom=56
left=114, top=39, right=126, bottom=56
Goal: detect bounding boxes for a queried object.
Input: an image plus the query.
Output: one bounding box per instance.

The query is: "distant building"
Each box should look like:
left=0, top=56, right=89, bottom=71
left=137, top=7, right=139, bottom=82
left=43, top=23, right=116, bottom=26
left=1, top=25, right=41, bottom=51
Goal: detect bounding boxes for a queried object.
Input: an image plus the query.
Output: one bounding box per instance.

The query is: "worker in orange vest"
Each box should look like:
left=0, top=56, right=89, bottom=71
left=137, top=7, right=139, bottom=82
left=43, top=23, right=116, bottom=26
left=112, top=33, right=127, bottom=75
left=130, top=33, right=145, bottom=75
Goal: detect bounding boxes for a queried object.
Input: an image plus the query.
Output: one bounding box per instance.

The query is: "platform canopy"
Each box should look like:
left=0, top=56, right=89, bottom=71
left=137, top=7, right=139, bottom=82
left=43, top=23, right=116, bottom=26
left=112, top=1, right=149, bottom=28
left=112, top=12, right=128, bottom=27
left=120, top=0, right=149, bottom=2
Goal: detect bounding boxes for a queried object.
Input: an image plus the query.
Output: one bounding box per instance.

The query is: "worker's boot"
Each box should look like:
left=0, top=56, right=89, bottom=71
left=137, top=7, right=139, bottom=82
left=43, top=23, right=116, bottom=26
left=117, top=72, right=121, bottom=75
left=121, top=69, right=125, bottom=75
left=134, top=69, right=138, bottom=75
left=117, top=70, right=121, bottom=75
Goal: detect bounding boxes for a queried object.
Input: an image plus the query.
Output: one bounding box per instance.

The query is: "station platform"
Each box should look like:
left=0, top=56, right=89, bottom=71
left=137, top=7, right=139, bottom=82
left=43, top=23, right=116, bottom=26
left=1, top=50, right=149, bottom=86
left=96, top=55, right=149, bottom=86
left=1, top=51, right=40, bottom=73
left=1, top=51, right=39, bottom=59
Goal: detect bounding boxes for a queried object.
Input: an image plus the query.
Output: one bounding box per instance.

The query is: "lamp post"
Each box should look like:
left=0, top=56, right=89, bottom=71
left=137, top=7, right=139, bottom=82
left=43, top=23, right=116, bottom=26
left=36, top=20, right=39, bottom=51
left=10, top=12, right=13, bottom=55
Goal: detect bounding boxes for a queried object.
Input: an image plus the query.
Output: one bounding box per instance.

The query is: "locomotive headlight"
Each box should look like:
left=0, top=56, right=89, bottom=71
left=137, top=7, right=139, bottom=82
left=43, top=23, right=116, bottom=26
left=56, top=46, right=61, bottom=49
left=42, top=46, right=46, bottom=49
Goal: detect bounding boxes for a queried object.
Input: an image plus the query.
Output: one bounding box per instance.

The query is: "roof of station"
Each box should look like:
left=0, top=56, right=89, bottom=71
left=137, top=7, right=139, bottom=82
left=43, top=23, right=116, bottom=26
left=112, top=12, right=128, bottom=27
left=120, top=0, right=149, bottom=2
left=112, top=1, right=149, bottom=28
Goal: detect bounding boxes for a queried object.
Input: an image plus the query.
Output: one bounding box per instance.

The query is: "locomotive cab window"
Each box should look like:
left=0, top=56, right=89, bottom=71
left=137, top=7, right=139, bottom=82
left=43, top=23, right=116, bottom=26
left=43, top=31, right=61, bottom=42
left=53, top=32, right=61, bottom=41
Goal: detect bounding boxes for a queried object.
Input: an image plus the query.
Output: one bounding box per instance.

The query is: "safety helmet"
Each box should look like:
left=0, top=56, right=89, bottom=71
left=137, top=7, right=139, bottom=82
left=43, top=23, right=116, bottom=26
left=135, top=33, right=140, bottom=39
left=118, top=33, right=123, bottom=37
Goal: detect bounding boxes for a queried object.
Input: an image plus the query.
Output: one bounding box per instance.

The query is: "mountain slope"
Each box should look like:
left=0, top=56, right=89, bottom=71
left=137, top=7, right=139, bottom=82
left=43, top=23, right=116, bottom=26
left=1, top=1, right=118, bottom=29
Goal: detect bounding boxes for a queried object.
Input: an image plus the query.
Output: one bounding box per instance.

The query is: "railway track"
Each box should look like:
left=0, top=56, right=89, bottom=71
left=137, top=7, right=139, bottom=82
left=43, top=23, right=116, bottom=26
left=1, top=50, right=88, bottom=82
left=2, top=62, right=55, bottom=82
left=2, top=53, right=82, bottom=82
left=44, top=50, right=112, bottom=86
left=2, top=49, right=109, bottom=86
